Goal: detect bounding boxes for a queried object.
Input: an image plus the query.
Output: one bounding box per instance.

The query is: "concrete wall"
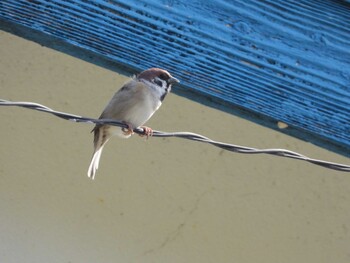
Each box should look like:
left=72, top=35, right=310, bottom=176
left=1, top=31, right=350, bottom=263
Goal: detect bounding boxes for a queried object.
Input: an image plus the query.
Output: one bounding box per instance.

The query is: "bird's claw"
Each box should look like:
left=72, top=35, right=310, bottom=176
left=122, top=122, right=134, bottom=136
left=140, top=126, right=153, bottom=139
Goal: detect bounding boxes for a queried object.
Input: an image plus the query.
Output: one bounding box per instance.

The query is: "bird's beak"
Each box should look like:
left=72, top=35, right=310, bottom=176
left=168, top=77, right=180, bottom=84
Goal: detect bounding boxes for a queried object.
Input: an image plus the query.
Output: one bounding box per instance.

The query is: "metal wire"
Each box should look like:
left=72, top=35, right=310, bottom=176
left=1, top=99, right=349, bottom=172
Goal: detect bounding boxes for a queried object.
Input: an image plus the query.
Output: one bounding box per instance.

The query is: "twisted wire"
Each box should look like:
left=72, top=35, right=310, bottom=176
left=1, top=99, right=349, bottom=172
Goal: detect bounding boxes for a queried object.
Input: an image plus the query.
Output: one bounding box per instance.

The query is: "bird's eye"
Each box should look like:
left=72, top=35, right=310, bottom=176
left=154, top=78, right=163, bottom=87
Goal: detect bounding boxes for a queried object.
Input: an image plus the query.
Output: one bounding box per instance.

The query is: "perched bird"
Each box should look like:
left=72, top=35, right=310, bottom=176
left=87, top=68, right=179, bottom=179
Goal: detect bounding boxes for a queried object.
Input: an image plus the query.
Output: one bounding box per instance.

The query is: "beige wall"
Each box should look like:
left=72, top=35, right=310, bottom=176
left=1, top=31, right=350, bottom=263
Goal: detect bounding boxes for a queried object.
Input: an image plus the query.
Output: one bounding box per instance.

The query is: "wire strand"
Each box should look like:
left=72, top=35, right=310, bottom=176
left=1, top=99, right=349, bottom=172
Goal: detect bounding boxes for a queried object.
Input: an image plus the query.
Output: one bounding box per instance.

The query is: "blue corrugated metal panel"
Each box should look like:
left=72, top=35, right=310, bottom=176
left=0, top=0, right=349, bottom=152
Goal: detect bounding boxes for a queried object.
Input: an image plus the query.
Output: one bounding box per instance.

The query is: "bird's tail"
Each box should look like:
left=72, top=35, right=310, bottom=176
left=87, top=126, right=109, bottom=180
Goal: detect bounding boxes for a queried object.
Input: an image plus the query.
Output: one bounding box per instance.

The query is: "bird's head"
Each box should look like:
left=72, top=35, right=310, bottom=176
left=137, top=68, right=179, bottom=101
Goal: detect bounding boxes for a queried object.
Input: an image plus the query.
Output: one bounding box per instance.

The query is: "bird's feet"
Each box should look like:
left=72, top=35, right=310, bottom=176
left=140, top=126, right=153, bottom=139
left=121, top=123, right=153, bottom=138
left=122, top=122, right=134, bottom=136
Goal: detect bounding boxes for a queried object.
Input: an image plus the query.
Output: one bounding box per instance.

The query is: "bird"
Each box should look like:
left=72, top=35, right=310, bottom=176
left=87, top=68, right=179, bottom=179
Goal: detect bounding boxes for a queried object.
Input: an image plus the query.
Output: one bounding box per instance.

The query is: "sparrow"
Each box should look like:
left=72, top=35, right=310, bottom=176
left=87, top=68, right=179, bottom=179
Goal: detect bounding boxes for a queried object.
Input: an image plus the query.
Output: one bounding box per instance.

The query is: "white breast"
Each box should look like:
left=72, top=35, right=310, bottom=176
left=123, top=81, right=162, bottom=128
